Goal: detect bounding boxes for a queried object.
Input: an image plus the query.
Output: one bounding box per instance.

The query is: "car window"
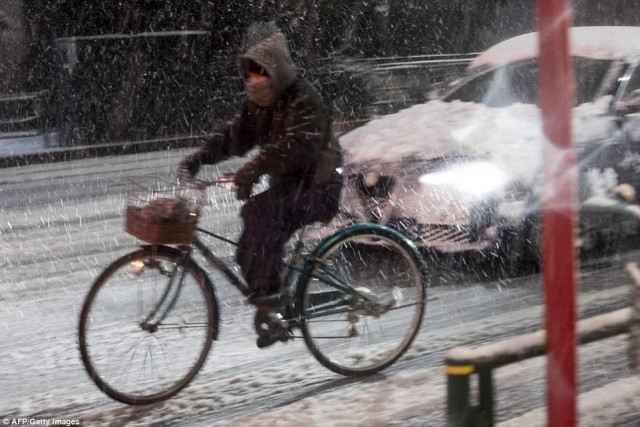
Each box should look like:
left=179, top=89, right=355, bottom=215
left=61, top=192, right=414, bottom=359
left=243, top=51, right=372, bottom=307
left=444, top=57, right=613, bottom=107
left=443, top=61, right=538, bottom=107
left=621, top=65, right=640, bottom=100
left=574, top=58, right=612, bottom=104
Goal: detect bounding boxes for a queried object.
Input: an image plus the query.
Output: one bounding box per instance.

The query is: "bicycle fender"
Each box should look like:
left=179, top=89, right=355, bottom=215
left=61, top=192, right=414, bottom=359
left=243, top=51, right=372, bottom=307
left=297, top=224, right=428, bottom=293
left=310, top=223, right=424, bottom=260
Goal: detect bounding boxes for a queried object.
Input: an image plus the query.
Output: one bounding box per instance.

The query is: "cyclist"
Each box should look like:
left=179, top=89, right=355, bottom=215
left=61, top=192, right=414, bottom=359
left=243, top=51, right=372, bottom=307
left=179, top=21, right=343, bottom=348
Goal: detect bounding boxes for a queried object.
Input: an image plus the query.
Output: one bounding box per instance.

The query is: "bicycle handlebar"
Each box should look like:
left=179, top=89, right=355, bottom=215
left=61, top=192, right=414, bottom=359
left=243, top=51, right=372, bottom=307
left=180, top=172, right=236, bottom=189
left=209, top=176, right=235, bottom=185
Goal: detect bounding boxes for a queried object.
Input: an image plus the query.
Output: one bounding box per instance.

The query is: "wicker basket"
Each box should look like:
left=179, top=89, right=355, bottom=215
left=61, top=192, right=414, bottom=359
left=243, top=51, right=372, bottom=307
left=124, top=179, right=205, bottom=244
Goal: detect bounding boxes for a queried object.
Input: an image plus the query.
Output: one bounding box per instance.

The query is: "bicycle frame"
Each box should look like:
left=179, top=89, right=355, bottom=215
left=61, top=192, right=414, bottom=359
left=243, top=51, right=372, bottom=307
left=144, top=215, right=422, bottom=334
left=162, top=222, right=402, bottom=326
left=188, top=225, right=357, bottom=329
left=191, top=228, right=251, bottom=296
left=139, top=257, right=190, bottom=332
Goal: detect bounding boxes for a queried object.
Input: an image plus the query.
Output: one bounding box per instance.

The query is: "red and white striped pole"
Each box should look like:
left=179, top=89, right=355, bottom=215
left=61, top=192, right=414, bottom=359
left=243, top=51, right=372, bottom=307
left=536, top=1, right=578, bottom=426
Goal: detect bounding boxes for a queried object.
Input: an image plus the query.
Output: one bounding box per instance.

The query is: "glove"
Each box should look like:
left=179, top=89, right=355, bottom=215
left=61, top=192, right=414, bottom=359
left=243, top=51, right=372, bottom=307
left=235, top=161, right=262, bottom=201
left=178, top=154, right=199, bottom=184
left=177, top=166, right=192, bottom=182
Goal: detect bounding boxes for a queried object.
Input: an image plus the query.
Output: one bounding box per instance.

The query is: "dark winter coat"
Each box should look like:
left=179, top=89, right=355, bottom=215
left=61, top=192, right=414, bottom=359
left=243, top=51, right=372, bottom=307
left=180, top=24, right=342, bottom=188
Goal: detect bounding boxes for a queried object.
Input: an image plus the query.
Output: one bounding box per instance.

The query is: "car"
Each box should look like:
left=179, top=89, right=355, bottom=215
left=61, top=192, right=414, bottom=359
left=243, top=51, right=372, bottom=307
left=330, top=26, right=640, bottom=274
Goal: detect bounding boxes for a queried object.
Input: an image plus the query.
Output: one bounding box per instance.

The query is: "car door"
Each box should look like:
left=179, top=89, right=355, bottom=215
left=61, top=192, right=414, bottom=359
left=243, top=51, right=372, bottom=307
left=615, top=63, right=640, bottom=202
left=573, top=59, right=629, bottom=201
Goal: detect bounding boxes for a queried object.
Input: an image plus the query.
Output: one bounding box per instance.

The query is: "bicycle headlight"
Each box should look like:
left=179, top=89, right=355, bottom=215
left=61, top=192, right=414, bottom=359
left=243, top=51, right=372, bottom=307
left=131, top=259, right=145, bottom=275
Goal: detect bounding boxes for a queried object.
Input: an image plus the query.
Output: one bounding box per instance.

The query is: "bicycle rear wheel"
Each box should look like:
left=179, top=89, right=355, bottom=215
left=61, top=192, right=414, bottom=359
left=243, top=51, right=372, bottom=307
left=300, top=226, right=426, bottom=376
left=79, top=246, right=218, bottom=405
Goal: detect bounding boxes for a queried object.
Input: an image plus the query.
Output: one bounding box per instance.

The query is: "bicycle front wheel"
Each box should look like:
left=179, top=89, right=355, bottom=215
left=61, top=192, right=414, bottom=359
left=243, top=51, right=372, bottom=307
left=79, top=246, right=218, bottom=405
left=300, top=226, right=426, bottom=376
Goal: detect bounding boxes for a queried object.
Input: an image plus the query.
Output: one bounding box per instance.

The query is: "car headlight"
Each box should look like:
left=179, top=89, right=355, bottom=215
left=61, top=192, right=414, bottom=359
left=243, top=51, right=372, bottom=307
left=418, top=161, right=507, bottom=197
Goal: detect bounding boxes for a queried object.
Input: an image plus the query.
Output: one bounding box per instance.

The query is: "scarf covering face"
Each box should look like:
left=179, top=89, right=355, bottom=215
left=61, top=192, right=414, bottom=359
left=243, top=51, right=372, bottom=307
left=239, top=22, right=297, bottom=106
left=245, top=79, right=276, bottom=107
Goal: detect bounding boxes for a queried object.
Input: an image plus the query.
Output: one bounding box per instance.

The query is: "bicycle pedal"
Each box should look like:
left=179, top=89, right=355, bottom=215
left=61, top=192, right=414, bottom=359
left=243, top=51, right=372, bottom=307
left=254, top=311, right=289, bottom=337
left=266, top=312, right=289, bottom=329
left=255, top=313, right=293, bottom=349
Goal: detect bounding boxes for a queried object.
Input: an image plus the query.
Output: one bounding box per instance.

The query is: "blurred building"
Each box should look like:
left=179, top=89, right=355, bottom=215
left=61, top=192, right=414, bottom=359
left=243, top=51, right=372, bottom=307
left=3, top=1, right=640, bottom=146
left=0, top=0, right=27, bottom=94
left=0, top=0, right=43, bottom=138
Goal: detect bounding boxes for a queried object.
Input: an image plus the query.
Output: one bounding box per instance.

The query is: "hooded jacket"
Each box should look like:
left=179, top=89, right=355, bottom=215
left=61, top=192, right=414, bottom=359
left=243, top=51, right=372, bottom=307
left=181, top=22, right=342, bottom=187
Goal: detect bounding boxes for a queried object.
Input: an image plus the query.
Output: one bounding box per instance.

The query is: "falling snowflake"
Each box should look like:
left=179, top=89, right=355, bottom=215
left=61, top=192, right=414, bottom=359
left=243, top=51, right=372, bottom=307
left=585, top=167, right=619, bottom=197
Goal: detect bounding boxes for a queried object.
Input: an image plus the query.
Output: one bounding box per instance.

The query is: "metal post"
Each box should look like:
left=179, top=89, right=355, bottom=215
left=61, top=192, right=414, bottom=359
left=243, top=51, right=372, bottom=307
left=536, top=1, right=577, bottom=426
left=477, top=367, right=494, bottom=427
left=446, top=362, right=475, bottom=426
left=628, top=263, right=640, bottom=373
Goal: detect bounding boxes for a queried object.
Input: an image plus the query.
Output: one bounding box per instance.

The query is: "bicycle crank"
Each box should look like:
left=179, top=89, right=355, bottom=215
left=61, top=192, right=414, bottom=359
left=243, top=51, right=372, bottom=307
left=254, top=311, right=293, bottom=342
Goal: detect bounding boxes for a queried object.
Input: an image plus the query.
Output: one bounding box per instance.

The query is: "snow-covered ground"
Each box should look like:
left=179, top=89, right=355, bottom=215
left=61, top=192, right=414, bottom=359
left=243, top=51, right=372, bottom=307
left=203, top=350, right=640, bottom=427
left=0, top=149, right=638, bottom=426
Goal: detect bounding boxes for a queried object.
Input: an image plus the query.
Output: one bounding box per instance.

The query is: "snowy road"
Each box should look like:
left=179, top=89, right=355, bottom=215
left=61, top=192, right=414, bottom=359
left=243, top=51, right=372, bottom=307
left=1, top=149, right=638, bottom=426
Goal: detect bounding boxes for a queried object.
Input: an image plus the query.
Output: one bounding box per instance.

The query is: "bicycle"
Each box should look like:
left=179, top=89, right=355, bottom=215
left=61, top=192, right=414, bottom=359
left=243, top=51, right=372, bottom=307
left=78, top=174, right=428, bottom=405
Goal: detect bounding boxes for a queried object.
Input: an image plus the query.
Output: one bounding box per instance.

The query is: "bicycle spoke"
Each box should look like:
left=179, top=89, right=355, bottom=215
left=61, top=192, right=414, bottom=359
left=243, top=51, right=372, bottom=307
left=301, top=228, right=426, bottom=376
left=156, top=322, right=211, bottom=330
left=79, top=247, right=216, bottom=404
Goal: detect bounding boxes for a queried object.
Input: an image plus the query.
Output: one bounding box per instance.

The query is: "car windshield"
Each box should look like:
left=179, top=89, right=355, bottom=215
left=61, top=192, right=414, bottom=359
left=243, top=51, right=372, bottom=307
left=443, top=57, right=613, bottom=107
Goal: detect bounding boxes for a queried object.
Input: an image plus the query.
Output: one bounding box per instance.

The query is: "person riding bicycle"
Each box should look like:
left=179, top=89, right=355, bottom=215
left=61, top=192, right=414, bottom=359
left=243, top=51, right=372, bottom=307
left=179, top=22, right=343, bottom=347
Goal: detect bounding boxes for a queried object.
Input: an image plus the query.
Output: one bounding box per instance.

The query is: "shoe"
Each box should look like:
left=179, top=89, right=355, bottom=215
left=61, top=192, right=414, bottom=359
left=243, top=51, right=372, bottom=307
left=256, top=330, right=292, bottom=348
left=254, top=311, right=292, bottom=348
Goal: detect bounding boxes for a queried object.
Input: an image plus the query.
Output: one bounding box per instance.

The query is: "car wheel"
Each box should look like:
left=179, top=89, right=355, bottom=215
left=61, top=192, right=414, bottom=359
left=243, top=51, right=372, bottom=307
left=508, top=216, right=542, bottom=277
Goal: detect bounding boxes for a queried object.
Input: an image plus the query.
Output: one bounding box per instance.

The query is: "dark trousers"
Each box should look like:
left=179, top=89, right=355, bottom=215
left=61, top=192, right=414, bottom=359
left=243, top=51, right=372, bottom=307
left=237, top=171, right=342, bottom=295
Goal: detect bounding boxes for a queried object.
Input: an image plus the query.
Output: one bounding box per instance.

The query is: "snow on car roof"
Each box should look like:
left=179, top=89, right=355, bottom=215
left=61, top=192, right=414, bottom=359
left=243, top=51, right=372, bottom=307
left=471, top=26, right=640, bottom=69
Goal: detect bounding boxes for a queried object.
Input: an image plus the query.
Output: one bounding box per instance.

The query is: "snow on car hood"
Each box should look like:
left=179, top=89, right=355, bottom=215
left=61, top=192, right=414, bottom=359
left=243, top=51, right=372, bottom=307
left=340, top=98, right=614, bottom=185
